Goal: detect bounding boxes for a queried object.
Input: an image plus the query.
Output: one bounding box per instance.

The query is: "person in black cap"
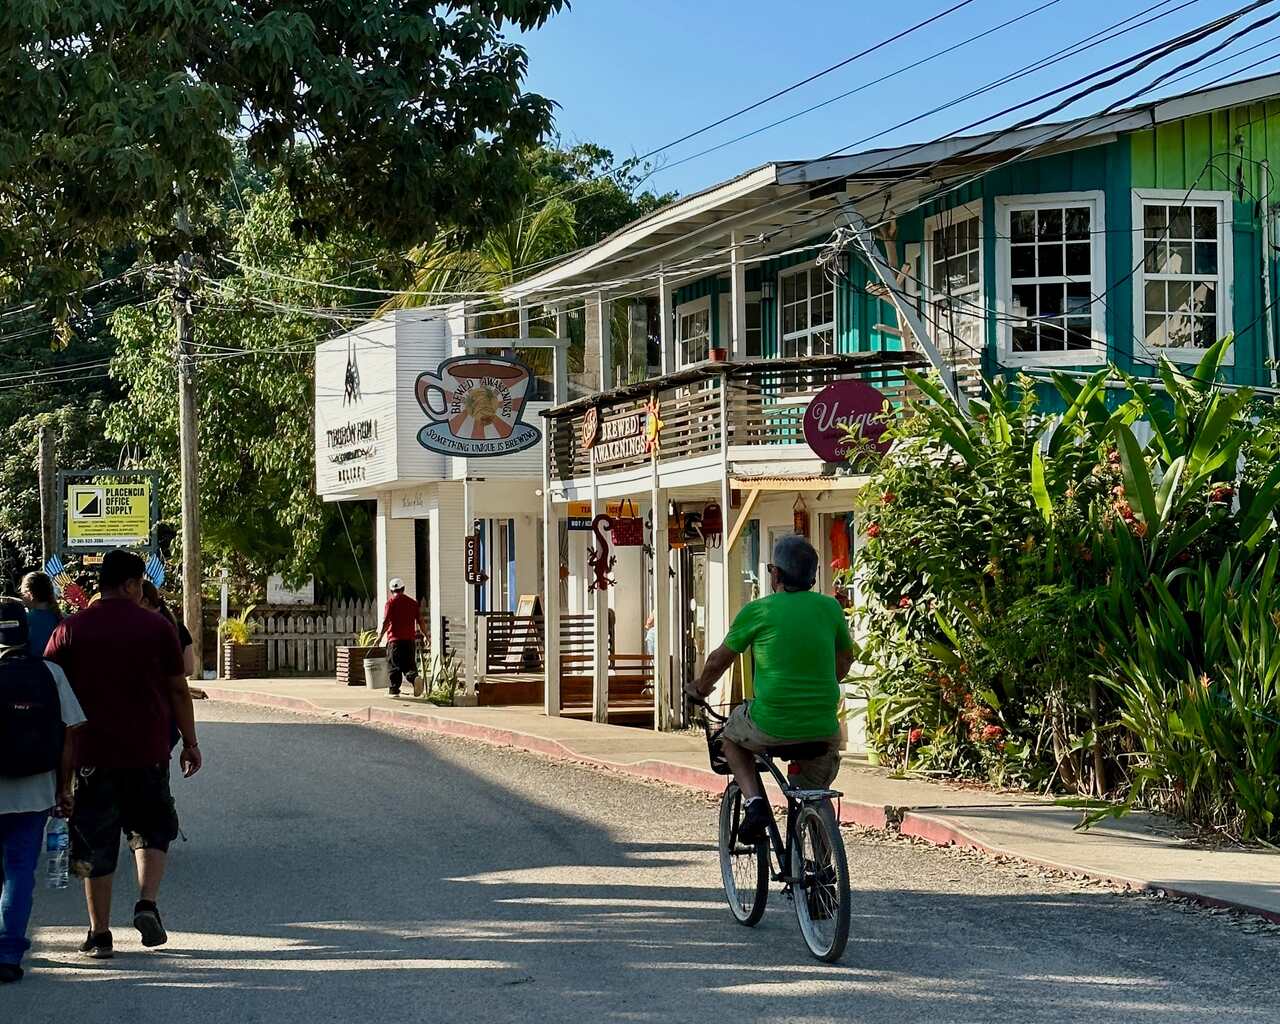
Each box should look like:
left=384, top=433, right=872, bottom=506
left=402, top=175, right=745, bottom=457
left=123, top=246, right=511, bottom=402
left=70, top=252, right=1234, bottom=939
left=0, top=596, right=85, bottom=983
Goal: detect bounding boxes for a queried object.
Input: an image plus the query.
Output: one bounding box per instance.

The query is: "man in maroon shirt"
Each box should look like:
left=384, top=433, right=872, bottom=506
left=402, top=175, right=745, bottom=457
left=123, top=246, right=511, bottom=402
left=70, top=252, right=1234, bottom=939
left=374, top=578, right=429, bottom=697
left=44, top=550, right=203, bottom=959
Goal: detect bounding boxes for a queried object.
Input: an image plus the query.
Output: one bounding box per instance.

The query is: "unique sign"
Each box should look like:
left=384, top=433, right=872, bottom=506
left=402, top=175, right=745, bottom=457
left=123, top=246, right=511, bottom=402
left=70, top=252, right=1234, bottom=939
left=66, top=480, right=152, bottom=549
left=803, top=378, right=891, bottom=462
left=416, top=355, right=541, bottom=457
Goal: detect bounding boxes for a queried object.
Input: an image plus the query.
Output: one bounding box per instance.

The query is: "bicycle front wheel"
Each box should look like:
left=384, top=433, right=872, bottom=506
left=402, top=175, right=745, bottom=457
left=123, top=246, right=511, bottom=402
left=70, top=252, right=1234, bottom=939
left=791, top=799, right=851, bottom=962
left=718, top=781, right=769, bottom=926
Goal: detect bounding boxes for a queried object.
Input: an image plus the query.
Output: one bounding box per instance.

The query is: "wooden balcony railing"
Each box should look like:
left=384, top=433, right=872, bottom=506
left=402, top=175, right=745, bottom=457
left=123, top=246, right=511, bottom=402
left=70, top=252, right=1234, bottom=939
left=543, top=352, right=928, bottom=483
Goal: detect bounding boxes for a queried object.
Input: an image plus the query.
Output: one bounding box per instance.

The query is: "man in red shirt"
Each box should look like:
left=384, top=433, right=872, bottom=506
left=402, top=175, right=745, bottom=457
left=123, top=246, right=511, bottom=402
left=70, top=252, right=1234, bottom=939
left=44, top=550, right=203, bottom=959
left=374, top=578, right=429, bottom=697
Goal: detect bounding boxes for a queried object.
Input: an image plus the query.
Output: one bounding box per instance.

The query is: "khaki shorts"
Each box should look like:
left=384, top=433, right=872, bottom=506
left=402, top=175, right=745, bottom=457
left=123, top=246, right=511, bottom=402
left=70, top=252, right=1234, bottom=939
left=721, top=702, right=842, bottom=790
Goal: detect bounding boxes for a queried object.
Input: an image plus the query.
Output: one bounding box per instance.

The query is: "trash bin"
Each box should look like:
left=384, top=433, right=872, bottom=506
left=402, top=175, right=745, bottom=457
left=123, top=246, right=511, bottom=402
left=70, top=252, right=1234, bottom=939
left=364, top=657, right=389, bottom=690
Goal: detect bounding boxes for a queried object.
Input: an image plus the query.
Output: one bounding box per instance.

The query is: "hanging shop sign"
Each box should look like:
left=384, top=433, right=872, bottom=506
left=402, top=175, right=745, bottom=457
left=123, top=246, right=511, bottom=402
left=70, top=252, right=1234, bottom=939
left=702, top=503, right=723, bottom=548
left=61, top=471, right=158, bottom=552
left=802, top=378, right=891, bottom=462
left=416, top=355, right=542, bottom=458
left=568, top=500, right=630, bottom=531
left=793, top=495, right=811, bottom=537
left=609, top=499, right=644, bottom=547
left=464, top=533, right=488, bottom=586
left=589, top=410, right=649, bottom=467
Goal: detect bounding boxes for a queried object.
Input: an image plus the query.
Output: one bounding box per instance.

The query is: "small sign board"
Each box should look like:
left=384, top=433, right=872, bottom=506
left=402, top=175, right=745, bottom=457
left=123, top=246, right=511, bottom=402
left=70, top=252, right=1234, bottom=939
left=802, top=379, right=891, bottom=462
left=61, top=471, right=158, bottom=553
left=567, top=500, right=627, bottom=530
left=267, top=575, right=316, bottom=605
left=464, top=534, right=487, bottom=585
left=515, top=594, right=542, bottom=618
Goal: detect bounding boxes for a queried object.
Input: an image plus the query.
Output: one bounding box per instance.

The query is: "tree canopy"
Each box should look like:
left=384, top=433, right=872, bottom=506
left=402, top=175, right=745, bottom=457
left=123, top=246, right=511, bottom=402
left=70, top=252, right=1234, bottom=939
left=0, top=1, right=566, bottom=310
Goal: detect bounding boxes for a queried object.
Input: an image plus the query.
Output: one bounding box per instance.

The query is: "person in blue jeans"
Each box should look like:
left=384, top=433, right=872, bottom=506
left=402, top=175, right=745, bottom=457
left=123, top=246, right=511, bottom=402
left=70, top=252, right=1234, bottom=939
left=0, top=597, right=84, bottom=983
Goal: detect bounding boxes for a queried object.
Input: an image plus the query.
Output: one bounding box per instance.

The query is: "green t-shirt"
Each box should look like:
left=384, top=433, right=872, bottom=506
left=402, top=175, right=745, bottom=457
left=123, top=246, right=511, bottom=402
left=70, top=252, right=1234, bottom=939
left=724, top=590, right=852, bottom=740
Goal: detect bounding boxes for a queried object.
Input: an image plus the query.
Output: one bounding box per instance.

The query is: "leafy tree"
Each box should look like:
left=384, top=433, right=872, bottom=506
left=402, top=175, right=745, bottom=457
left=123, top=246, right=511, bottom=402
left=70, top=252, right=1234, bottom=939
left=0, top=0, right=567, bottom=310
left=108, top=181, right=389, bottom=593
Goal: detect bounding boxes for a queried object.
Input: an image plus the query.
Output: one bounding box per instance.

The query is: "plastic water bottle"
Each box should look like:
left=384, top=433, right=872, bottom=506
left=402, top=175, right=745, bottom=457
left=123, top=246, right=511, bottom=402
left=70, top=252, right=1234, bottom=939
left=45, top=817, right=69, bottom=890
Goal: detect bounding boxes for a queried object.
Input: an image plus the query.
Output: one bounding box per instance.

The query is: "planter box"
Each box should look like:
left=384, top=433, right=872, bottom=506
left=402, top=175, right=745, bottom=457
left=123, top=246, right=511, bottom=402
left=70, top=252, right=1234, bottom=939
left=223, top=641, right=267, bottom=680
left=336, top=645, right=384, bottom=687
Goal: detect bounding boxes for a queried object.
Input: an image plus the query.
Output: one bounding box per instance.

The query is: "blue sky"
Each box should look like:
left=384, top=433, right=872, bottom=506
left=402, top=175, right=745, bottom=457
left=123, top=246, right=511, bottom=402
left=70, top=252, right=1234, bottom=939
left=515, top=0, right=1280, bottom=197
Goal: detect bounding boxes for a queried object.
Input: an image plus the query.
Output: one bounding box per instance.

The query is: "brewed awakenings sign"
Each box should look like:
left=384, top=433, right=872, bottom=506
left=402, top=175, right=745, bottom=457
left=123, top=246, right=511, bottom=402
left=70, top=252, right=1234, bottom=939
left=802, top=379, right=891, bottom=462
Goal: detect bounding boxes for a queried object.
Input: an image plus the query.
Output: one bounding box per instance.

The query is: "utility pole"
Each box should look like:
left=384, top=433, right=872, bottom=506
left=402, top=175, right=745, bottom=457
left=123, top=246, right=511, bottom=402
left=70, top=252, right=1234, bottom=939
left=175, top=254, right=203, bottom=679
left=37, top=424, right=56, bottom=565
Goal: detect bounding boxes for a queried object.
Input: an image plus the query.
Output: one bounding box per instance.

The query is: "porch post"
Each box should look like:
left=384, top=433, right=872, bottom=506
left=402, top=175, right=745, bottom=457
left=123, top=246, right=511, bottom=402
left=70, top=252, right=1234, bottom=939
left=650, top=469, right=670, bottom=731
left=717, top=378, right=736, bottom=709
left=658, top=267, right=673, bottom=374
left=730, top=232, right=747, bottom=358
left=590, top=462, right=609, bottom=724
left=461, top=480, right=477, bottom=696
left=542, top=454, right=561, bottom=717
left=594, top=291, right=613, bottom=390
left=552, top=322, right=569, bottom=404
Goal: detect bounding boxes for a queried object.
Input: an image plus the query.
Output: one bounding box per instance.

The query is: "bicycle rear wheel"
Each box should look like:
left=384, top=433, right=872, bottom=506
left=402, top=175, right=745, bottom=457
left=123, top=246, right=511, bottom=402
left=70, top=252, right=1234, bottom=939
left=718, top=782, right=769, bottom=926
left=791, top=799, right=851, bottom=962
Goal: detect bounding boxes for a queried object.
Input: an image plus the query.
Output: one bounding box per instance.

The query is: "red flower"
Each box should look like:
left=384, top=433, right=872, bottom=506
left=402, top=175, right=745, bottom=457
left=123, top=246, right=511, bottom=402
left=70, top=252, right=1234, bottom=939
left=881, top=491, right=897, bottom=504
left=981, top=724, right=1004, bottom=743
left=908, top=727, right=924, bottom=745
left=865, top=523, right=881, bottom=539
left=1210, top=485, right=1234, bottom=504
left=897, top=595, right=912, bottom=609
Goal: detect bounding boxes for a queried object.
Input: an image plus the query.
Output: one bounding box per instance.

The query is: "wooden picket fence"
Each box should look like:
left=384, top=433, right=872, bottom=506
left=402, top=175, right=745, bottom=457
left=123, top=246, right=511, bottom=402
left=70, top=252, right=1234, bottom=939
left=251, top=598, right=379, bottom=676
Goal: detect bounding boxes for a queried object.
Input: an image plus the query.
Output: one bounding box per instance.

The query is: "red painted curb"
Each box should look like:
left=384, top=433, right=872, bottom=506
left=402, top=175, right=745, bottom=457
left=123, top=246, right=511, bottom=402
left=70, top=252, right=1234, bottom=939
left=205, top=688, right=1277, bottom=923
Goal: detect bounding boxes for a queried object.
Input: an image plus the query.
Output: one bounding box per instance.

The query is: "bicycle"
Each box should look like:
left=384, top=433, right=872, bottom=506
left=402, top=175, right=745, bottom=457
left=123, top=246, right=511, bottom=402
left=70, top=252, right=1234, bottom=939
left=689, top=696, right=852, bottom=962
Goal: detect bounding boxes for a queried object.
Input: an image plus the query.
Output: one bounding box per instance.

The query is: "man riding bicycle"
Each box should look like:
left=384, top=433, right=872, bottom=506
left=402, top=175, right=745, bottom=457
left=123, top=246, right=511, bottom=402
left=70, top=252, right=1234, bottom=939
left=684, top=535, right=854, bottom=843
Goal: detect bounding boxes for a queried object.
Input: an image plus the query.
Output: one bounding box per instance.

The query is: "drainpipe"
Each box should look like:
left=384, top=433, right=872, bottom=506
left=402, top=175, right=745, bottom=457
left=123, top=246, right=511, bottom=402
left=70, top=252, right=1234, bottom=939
left=1262, top=160, right=1277, bottom=387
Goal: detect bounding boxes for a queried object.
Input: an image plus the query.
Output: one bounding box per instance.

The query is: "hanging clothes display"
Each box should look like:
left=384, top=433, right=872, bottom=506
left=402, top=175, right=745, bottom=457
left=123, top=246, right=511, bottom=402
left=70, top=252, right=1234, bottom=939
left=829, top=514, right=852, bottom=570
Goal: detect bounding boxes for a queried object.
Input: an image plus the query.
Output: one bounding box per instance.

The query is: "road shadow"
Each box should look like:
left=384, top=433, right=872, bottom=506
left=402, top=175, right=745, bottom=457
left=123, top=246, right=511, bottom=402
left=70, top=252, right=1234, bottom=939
left=7, top=714, right=1275, bottom=1024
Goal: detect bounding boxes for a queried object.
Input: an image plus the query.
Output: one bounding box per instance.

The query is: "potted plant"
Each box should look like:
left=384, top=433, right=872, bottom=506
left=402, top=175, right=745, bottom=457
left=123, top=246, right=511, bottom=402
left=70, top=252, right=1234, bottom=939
left=336, top=628, right=384, bottom=687
left=219, top=606, right=267, bottom=679
left=709, top=347, right=728, bottom=362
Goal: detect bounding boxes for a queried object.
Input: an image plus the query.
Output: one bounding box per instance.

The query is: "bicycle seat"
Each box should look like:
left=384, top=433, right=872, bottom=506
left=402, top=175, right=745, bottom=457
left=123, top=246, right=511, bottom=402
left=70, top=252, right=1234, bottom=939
left=761, top=742, right=830, bottom=761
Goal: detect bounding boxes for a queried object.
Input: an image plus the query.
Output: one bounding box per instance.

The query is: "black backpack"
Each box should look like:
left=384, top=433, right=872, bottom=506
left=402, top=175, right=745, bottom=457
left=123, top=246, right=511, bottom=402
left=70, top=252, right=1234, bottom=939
left=0, top=654, right=64, bottom=778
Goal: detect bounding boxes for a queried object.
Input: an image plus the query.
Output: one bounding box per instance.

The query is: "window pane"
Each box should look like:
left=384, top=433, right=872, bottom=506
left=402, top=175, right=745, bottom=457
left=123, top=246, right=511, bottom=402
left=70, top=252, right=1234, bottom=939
left=932, top=227, right=946, bottom=257
left=1195, top=315, right=1218, bottom=349
left=1167, top=279, right=1191, bottom=314
left=1167, top=240, right=1191, bottom=274
left=1145, top=315, right=1166, bottom=349
left=1144, top=204, right=1167, bottom=235
left=1144, top=240, right=1164, bottom=274
left=1166, top=313, right=1193, bottom=349
left=1066, top=282, right=1091, bottom=316
left=1013, top=326, right=1037, bottom=352
left=1065, top=242, right=1090, bottom=276
left=1039, top=283, right=1064, bottom=318
left=1011, top=210, right=1036, bottom=243
left=783, top=306, right=796, bottom=335
left=782, top=274, right=797, bottom=305
left=812, top=329, right=834, bottom=355
left=794, top=300, right=808, bottom=331
left=1041, top=322, right=1065, bottom=351
left=1194, top=242, right=1217, bottom=276
left=1194, top=281, right=1216, bottom=314
left=1038, top=243, right=1063, bottom=278
left=1168, top=207, right=1192, bottom=240
left=1011, top=245, right=1035, bottom=279
left=1064, top=206, right=1091, bottom=240
left=1066, top=317, right=1092, bottom=349
left=968, top=251, right=980, bottom=284
left=1012, top=284, right=1037, bottom=319
left=1144, top=279, right=1166, bottom=313
left=1038, top=208, right=1063, bottom=242
left=1194, top=205, right=1217, bottom=240
left=794, top=271, right=809, bottom=301
left=818, top=291, right=834, bottom=328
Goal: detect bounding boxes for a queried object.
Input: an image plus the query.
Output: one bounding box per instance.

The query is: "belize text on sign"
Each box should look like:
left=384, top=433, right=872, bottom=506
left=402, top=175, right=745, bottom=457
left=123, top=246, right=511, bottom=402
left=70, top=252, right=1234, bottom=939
left=66, top=481, right=152, bottom=549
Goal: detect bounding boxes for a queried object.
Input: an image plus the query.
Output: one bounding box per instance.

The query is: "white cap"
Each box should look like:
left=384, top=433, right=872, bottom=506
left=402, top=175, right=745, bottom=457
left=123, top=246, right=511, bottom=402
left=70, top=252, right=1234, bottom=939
left=388, top=578, right=405, bottom=592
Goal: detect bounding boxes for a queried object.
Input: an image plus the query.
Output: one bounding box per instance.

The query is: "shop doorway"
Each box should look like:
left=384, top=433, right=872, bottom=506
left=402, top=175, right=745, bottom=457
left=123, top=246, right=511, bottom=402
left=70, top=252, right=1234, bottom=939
left=675, top=546, right=708, bottom=722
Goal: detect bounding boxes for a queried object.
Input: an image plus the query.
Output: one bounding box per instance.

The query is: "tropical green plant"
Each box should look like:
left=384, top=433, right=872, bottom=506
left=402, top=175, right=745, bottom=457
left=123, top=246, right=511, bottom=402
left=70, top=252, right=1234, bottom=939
left=218, top=605, right=258, bottom=646
left=354, top=629, right=380, bottom=649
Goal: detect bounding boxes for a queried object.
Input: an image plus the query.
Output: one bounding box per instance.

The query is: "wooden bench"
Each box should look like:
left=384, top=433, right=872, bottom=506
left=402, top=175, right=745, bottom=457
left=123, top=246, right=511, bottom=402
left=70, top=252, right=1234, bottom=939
left=560, top=653, right=654, bottom=723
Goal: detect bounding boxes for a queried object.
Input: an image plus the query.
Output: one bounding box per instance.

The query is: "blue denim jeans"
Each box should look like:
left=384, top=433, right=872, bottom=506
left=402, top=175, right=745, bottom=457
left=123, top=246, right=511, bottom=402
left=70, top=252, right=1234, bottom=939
left=0, top=810, right=49, bottom=966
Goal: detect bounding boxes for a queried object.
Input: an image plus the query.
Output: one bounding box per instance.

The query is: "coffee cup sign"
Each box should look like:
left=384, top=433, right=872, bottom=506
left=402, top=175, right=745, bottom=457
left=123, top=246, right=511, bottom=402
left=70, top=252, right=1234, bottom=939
left=415, top=355, right=542, bottom=457
left=802, top=378, right=891, bottom=462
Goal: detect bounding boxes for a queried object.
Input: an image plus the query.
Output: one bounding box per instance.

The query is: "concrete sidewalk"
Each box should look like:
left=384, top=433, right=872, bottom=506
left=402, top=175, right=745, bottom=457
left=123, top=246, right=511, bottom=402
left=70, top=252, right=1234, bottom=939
left=204, top=677, right=1280, bottom=922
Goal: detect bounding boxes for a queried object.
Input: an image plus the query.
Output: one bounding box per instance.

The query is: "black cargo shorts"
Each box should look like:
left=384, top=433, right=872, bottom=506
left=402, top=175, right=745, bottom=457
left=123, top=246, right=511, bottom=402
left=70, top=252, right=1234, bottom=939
left=70, top=764, right=180, bottom=879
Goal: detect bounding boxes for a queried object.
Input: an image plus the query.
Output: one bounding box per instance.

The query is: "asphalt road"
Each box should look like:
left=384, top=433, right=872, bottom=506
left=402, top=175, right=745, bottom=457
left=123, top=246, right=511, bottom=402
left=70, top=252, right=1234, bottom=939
left=6, top=702, right=1277, bottom=1023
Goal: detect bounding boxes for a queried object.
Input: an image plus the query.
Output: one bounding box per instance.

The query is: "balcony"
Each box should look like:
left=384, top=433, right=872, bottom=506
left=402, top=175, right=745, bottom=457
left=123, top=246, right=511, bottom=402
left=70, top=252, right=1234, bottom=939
left=543, top=351, right=928, bottom=488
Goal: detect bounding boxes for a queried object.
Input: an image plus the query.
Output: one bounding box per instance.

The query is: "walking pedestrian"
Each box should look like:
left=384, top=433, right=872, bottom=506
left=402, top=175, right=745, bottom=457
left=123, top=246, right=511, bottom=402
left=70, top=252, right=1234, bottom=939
left=43, top=550, right=203, bottom=959
left=18, top=572, right=61, bottom=659
left=0, top=597, right=84, bottom=983
left=373, top=579, right=429, bottom=698
left=141, top=581, right=195, bottom=679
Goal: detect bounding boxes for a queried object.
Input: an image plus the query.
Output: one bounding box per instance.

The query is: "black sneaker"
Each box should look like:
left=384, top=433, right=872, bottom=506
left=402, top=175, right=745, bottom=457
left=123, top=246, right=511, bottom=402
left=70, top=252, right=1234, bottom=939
left=0, top=963, right=22, bottom=983
left=737, top=798, right=773, bottom=844
left=79, top=930, right=113, bottom=959
left=133, top=901, right=168, bottom=948
left=388, top=689, right=401, bottom=697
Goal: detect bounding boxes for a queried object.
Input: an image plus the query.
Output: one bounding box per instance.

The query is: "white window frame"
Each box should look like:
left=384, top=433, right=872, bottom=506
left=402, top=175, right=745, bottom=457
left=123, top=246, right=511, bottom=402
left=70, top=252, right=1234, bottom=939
left=995, top=191, right=1107, bottom=367
left=1131, top=188, right=1234, bottom=366
left=675, top=295, right=711, bottom=367
left=777, top=260, right=837, bottom=360
left=924, top=201, right=984, bottom=360
left=718, top=289, right=763, bottom=358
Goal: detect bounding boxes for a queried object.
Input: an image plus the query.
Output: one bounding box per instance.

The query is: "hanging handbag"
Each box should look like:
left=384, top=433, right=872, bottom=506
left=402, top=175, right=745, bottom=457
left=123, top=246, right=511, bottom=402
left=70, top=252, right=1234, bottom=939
left=610, top=498, right=644, bottom=547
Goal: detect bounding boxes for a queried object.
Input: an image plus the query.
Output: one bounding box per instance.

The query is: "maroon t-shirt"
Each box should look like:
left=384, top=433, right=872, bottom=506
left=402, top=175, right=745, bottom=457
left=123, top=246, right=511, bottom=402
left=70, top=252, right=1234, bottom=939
left=381, top=593, right=421, bottom=643
left=45, top=597, right=185, bottom=768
